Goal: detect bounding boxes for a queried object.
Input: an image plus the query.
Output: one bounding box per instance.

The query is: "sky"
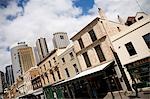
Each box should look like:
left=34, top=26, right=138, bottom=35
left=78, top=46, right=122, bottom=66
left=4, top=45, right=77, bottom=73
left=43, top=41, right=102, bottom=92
left=0, top=0, right=150, bottom=72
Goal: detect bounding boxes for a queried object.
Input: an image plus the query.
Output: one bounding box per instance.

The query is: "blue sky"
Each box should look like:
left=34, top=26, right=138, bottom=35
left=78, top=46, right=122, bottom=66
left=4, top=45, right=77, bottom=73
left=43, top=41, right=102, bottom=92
left=73, top=0, right=94, bottom=15
left=0, top=0, right=149, bottom=71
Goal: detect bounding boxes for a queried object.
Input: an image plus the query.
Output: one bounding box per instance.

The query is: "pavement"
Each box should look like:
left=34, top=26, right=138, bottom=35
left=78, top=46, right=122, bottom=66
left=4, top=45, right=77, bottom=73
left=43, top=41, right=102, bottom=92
left=104, top=91, right=150, bottom=99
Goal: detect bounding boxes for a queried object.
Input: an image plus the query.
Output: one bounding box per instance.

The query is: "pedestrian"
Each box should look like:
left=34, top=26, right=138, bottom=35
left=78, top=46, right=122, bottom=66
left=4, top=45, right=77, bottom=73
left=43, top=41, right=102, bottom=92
left=132, top=80, right=140, bottom=98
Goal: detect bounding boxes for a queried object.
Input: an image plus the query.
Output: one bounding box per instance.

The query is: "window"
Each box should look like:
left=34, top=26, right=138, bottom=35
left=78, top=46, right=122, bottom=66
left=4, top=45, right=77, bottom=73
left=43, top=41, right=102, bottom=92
left=43, top=65, right=46, bottom=71
left=57, top=70, right=61, bottom=79
left=45, top=72, right=49, bottom=83
left=73, top=64, right=79, bottom=74
left=50, top=71, right=56, bottom=81
left=78, top=38, right=84, bottom=49
left=53, top=57, right=56, bottom=63
left=65, top=68, right=70, bottom=77
left=143, top=33, right=150, bottom=49
left=138, top=16, right=143, bottom=20
left=82, top=52, right=91, bottom=67
left=94, top=45, right=106, bottom=62
left=60, top=35, right=64, bottom=39
left=62, top=58, right=65, bottom=63
left=125, top=42, right=137, bottom=56
left=117, top=27, right=121, bottom=32
left=89, top=29, right=97, bottom=42
left=69, top=52, right=74, bottom=59
left=48, top=61, right=51, bottom=67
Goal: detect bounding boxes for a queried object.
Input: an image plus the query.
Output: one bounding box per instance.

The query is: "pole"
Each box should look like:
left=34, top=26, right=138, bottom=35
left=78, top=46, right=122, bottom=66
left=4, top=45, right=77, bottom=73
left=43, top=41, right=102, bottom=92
left=110, top=47, right=132, bottom=91
left=104, top=71, right=114, bottom=99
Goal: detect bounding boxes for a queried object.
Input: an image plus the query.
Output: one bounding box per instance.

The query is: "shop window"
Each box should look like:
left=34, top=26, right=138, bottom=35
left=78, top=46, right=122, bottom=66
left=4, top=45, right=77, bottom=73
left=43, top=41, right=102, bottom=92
left=143, top=33, right=150, bottom=49
left=125, top=42, right=137, bottom=56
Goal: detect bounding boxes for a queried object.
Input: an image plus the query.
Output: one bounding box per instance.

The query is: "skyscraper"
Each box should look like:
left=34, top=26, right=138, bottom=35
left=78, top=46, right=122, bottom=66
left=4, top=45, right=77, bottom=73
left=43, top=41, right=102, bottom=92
left=11, top=42, right=35, bottom=81
left=5, top=65, right=14, bottom=86
left=0, top=71, right=5, bottom=99
left=18, top=47, right=35, bottom=73
left=11, top=42, right=28, bottom=81
left=36, top=37, right=49, bottom=61
left=52, top=32, right=70, bottom=49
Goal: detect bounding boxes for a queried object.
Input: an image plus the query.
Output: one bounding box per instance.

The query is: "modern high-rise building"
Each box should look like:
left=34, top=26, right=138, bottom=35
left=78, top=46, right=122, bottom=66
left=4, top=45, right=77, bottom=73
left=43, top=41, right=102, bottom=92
left=33, top=47, right=40, bottom=64
left=0, top=71, right=5, bottom=99
left=52, top=32, right=70, bottom=49
left=11, top=42, right=28, bottom=81
left=18, top=47, right=35, bottom=73
left=36, top=38, right=49, bottom=61
left=5, top=65, right=14, bottom=86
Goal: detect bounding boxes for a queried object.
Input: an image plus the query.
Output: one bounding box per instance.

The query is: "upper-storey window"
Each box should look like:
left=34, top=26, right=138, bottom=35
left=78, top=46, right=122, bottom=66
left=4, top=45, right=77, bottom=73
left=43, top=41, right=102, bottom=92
left=48, top=61, right=51, bottom=67
left=143, top=33, right=150, bottom=49
left=69, top=52, right=74, bottom=59
left=82, top=52, right=91, bottom=67
left=62, top=58, right=65, bottom=63
left=125, top=42, right=137, bottom=56
left=78, top=38, right=84, bottom=49
left=94, top=45, right=106, bottom=62
left=138, top=16, right=144, bottom=20
left=60, top=35, right=64, bottom=39
left=89, top=29, right=97, bottom=42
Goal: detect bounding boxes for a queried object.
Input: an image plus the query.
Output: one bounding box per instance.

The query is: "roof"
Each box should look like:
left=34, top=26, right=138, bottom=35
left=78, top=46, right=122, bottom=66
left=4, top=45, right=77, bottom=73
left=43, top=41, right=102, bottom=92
left=37, top=49, right=57, bottom=66
left=57, top=43, right=73, bottom=56
left=70, top=17, right=100, bottom=41
left=52, top=60, right=114, bottom=86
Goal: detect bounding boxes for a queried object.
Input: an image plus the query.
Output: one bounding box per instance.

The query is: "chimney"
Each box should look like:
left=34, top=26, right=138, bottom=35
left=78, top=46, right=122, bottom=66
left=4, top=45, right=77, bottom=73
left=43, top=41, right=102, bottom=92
left=117, top=15, right=125, bottom=25
left=98, top=8, right=107, bottom=19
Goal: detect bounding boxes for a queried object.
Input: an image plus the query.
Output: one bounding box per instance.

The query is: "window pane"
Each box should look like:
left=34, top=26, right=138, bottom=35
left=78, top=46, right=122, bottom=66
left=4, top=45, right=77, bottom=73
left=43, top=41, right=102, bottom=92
left=94, top=45, right=106, bottom=62
left=89, top=29, right=97, bottom=42
left=143, top=33, right=150, bottom=49
left=78, top=38, right=84, bottom=49
left=125, top=42, right=137, bottom=56
left=82, top=52, right=91, bottom=67
left=65, top=68, right=70, bottom=77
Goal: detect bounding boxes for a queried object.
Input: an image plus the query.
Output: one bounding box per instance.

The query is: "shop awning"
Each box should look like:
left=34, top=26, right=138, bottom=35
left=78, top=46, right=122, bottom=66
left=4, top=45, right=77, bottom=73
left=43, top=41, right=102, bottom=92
left=53, top=60, right=114, bottom=86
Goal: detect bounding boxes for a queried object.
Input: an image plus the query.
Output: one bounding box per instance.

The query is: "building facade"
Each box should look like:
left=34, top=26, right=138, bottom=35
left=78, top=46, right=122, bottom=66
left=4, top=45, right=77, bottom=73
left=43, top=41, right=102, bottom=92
left=38, top=49, right=65, bottom=87
left=0, top=71, right=5, bottom=99
left=5, top=65, right=14, bottom=87
left=111, top=12, right=150, bottom=88
left=36, top=38, right=49, bottom=61
left=58, top=44, right=81, bottom=80
left=10, top=42, right=28, bottom=81
left=18, top=47, right=35, bottom=73
left=53, top=32, right=70, bottom=49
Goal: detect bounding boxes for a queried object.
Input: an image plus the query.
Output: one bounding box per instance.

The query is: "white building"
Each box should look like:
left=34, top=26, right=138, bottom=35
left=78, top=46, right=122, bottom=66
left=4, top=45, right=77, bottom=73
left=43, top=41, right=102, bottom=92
left=111, top=12, right=150, bottom=88
left=36, top=38, right=49, bottom=61
left=10, top=42, right=28, bottom=82
left=53, top=32, right=70, bottom=49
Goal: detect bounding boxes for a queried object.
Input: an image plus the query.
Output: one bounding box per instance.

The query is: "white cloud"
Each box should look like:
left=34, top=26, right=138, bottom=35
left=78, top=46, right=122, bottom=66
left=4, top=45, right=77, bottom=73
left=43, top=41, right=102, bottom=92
left=0, top=0, right=96, bottom=71
left=0, top=0, right=149, bottom=72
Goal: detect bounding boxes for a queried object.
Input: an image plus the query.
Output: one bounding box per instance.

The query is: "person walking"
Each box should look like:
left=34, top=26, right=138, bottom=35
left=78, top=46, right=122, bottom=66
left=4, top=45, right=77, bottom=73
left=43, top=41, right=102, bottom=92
left=132, top=80, right=140, bottom=98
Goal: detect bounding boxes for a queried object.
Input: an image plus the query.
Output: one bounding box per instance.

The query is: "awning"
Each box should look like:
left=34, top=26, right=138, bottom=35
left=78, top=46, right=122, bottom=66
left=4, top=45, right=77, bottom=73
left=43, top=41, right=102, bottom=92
left=53, top=60, right=114, bottom=86
left=32, top=88, right=43, bottom=96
